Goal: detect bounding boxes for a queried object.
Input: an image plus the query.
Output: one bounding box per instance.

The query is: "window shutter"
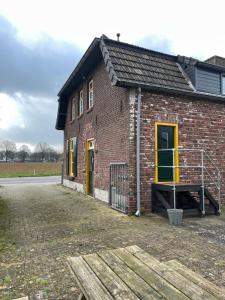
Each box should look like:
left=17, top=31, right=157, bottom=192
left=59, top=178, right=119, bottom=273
left=72, top=137, right=77, bottom=177
left=66, top=140, right=69, bottom=175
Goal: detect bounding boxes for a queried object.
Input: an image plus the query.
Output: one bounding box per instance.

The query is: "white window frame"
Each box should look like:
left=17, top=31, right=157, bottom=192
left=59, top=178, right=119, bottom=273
left=222, top=75, right=225, bottom=95
left=88, top=79, right=94, bottom=108
left=71, top=97, right=76, bottom=121
left=79, top=90, right=84, bottom=115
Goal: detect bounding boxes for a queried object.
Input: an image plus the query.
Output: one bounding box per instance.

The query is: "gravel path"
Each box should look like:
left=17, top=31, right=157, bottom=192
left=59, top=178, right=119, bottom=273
left=1, top=184, right=225, bottom=299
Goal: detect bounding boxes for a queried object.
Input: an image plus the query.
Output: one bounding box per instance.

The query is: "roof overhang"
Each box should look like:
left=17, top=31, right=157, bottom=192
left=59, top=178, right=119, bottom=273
left=116, top=79, right=225, bottom=102
left=56, top=38, right=102, bottom=130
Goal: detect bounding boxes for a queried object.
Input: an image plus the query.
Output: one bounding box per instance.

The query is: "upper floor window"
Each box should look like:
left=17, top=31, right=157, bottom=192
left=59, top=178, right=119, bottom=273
left=71, top=97, right=76, bottom=121
left=222, top=76, right=225, bottom=94
left=79, top=90, right=84, bottom=115
left=88, top=79, right=94, bottom=109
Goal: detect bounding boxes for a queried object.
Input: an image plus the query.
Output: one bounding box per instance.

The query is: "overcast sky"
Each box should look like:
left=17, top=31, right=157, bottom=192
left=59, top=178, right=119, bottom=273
left=0, top=0, right=224, bottom=151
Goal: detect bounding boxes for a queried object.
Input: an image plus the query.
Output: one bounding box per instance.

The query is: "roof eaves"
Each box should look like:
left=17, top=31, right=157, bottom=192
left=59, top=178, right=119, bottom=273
left=116, top=78, right=225, bottom=102
left=58, top=37, right=100, bottom=98
left=197, top=61, right=225, bottom=73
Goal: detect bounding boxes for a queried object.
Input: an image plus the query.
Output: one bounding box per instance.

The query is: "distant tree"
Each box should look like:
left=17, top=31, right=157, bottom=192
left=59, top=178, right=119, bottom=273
left=17, top=144, right=31, bottom=162
left=48, top=148, right=62, bottom=162
left=0, top=150, right=5, bottom=161
left=30, top=151, right=39, bottom=162
left=0, top=140, right=17, bottom=162
left=34, top=142, right=50, bottom=162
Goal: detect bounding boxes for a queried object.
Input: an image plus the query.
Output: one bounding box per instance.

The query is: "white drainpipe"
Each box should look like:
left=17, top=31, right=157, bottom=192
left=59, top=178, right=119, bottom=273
left=135, top=87, right=142, bottom=216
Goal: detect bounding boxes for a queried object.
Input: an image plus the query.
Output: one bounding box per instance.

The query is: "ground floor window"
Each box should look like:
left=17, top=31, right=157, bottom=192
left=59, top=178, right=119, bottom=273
left=67, top=137, right=77, bottom=177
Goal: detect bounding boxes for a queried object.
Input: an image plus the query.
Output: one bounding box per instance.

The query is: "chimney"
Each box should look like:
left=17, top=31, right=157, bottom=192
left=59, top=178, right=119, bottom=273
left=205, top=55, right=225, bottom=68
left=116, top=33, right=120, bottom=42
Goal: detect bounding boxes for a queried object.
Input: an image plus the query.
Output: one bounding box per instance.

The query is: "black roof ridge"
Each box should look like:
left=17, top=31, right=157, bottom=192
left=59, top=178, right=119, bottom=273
left=102, top=36, right=177, bottom=62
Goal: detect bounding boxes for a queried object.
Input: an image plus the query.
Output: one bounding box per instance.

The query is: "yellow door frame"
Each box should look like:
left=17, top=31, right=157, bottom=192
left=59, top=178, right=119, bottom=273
left=69, top=139, right=73, bottom=177
left=155, top=122, right=179, bottom=183
left=86, top=139, right=94, bottom=194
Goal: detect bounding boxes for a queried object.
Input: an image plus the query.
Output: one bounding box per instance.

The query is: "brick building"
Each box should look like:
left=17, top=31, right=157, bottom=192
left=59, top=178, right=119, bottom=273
left=56, top=35, right=225, bottom=216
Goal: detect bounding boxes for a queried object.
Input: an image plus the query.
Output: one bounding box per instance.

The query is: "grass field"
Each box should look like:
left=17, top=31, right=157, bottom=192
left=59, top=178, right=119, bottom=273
left=0, top=162, right=62, bottom=178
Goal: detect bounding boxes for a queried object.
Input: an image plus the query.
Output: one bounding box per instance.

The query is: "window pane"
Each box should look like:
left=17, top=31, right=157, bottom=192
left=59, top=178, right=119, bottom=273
left=72, top=98, right=75, bottom=119
left=89, top=91, right=93, bottom=107
left=79, top=90, right=83, bottom=115
left=79, top=99, right=82, bottom=114
left=222, top=76, right=225, bottom=94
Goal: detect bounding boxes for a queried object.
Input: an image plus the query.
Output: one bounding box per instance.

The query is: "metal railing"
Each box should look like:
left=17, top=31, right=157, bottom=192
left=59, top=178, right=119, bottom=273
left=109, top=163, right=128, bottom=213
left=154, top=148, right=221, bottom=214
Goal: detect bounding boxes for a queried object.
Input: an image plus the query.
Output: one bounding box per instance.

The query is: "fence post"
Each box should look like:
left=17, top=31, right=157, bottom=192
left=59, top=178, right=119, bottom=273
left=201, top=150, right=205, bottom=215
left=218, top=171, right=221, bottom=213
left=61, top=161, right=64, bottom=185
left=172, top=148, right=176, bottom=209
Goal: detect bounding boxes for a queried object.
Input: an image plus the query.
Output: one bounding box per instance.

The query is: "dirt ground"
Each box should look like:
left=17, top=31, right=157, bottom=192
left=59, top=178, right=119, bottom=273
left=1, top=184, right=225, bottom=299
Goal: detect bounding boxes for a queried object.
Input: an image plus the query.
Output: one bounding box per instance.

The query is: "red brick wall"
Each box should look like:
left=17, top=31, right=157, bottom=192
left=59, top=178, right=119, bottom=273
left=128, top=91, right=225, bottom=213
left=64, top=61, right=129, bottom=194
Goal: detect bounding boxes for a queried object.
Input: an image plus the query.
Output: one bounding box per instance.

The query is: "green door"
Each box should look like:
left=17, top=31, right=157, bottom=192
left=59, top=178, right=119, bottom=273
left=157, top=125, right=174, bottom=182
left=88, top=149, right=94, bottom=195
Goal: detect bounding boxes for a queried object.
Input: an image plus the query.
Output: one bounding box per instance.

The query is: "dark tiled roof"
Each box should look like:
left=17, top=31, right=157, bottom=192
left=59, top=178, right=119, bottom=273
left=56, top=36, right=225, bottom=130
left=101, top=39, right=193, bottom=92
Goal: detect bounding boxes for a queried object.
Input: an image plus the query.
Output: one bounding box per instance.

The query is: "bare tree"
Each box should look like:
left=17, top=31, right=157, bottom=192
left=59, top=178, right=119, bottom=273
left=17, top=144, right=31, bottom=162
left=0, top=140, right=17, bottom=162
left=34, top=142, right=50, bottom=162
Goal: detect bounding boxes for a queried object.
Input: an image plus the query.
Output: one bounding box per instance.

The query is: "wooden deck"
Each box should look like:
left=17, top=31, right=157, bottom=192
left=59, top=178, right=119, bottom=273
left=67, top=245, right=225, bottom=299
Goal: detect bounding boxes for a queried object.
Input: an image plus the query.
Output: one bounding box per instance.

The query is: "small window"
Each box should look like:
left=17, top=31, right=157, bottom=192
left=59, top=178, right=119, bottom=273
left=70, top=97, right=75, bottom=121
left=222, top=76, right=225, bottom=94
left=88, top=79, right=94, bottom=109
left=79, top=90, right=84, bottom=115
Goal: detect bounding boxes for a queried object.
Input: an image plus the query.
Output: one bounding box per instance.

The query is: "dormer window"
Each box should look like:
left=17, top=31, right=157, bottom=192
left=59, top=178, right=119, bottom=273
left=88, top=79, right=94, bottom=109
left=79, top=90, right=84, bottom=115
left=222, top=76, right=225, bottom=95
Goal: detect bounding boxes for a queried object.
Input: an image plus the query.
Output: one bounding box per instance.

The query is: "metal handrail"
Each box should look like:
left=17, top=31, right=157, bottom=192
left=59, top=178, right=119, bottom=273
left=153, top=147, right=221, bottom=214
left=204, top=168, right=220, bottom=190
left=203, top=151, right=220, bottom=174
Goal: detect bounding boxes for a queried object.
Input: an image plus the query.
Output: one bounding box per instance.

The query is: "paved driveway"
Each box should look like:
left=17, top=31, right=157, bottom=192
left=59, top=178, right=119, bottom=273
left=0, top=184, right=225, bottom=299
left=0, top=176, right=61, bottom=186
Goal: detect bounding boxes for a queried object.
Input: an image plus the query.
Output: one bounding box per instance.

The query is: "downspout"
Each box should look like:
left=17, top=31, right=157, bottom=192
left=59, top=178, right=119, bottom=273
left=135, top=87, right=142, bottom=216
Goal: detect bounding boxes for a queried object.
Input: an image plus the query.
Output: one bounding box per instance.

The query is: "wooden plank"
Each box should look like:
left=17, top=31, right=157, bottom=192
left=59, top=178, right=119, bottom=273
left=125, top=247, right=218, bottom=300
left=67, top=256, right=114, bottom=300
left=83, top=253, right=140, bottom=300
left=165, top=260, right=225, bottom=300
left=98, top=250, right=163, bottom=300
left=109, top=248, right=189, bottom=300
left=125, top=245, right=159, bottom=265
left=14, top=298, right=29, bottom=300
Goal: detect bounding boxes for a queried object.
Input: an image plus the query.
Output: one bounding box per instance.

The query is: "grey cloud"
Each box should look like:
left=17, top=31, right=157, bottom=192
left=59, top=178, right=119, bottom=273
left=0, top=15, right=82, bottom=97
left=135, top=35, right=174, bottom=55
left=0, top=94, right=62, bottom=146
left=0, top=16, right=83, bottom=146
